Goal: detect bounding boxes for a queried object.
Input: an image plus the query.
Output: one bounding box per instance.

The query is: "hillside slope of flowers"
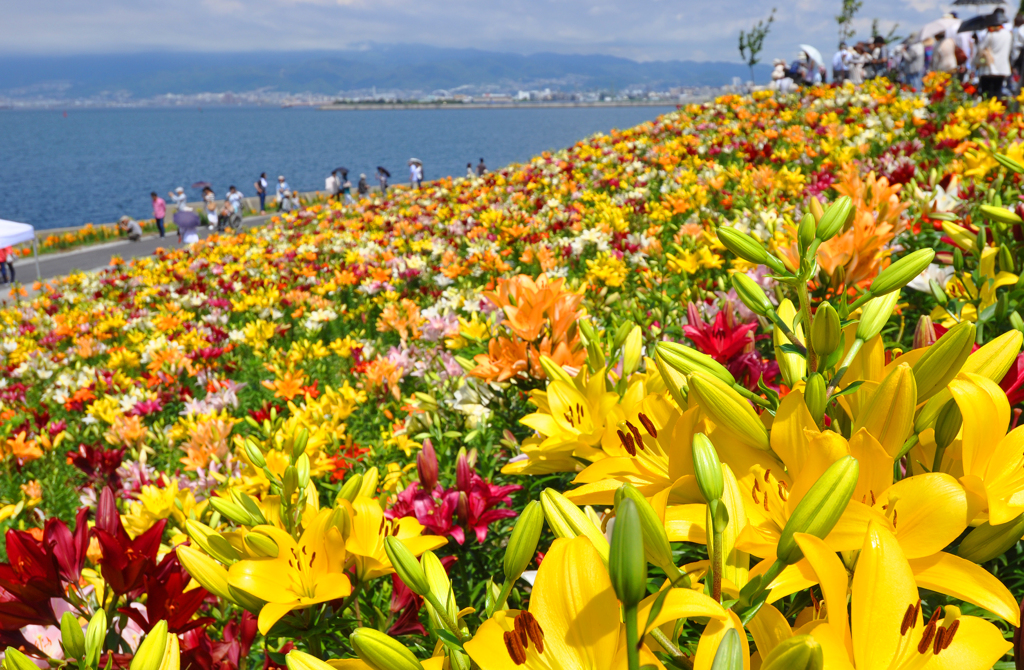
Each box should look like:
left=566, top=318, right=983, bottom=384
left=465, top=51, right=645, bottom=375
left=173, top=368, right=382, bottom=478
left=5, top=74, right=1024, bottom=670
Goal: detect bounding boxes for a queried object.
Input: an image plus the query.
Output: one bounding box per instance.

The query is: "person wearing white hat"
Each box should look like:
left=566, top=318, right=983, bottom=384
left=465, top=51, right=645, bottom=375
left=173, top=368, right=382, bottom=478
left=276, top=175, right=290, bottom=209
left=168, top=186, right=190, bottom=212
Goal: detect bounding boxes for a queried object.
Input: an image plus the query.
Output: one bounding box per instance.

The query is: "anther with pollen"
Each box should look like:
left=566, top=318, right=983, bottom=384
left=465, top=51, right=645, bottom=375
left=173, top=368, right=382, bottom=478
left=626, top=421, right=645, bottom=451
left=503, top=611, right=545, bottom=665
left=637, top=412, right=658, bottom=437
left=617, top=429, right=637, bottom=456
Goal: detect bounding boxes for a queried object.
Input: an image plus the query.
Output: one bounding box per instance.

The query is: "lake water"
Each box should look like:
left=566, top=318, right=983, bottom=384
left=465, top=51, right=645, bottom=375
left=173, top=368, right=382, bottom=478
left=0, top=105, right=676, bottom=230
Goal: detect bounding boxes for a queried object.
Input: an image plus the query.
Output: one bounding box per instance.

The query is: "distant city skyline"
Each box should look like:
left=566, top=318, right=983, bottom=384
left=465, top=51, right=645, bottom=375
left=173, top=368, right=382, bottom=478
left=0, top=0, right=967, bottom=63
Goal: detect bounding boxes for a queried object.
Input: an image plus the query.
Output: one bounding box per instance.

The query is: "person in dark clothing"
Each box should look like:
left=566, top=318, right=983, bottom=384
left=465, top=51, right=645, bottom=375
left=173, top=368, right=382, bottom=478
left=477, top=158, right=487, bottom=176
left=357, top=174, right=369, bottom=197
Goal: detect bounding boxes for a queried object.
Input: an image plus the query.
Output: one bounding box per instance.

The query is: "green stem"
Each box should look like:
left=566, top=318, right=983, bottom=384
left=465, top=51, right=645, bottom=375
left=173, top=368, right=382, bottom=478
left=796, top=280, right=818, bottom=373
left=826, top=338, right=863, bottom=396
left=767, top=311, right=807, bottom=355
left=932, top=439, right=947, bottom=474
left=625, top=605, right=641, bottom=670
left=712, top=529, right=724, bottom=603
left=426, top=592, right=464, bottom=642
left=649, top=628, right=689, bottom=666
left=487, top=579, right=515, bottom=618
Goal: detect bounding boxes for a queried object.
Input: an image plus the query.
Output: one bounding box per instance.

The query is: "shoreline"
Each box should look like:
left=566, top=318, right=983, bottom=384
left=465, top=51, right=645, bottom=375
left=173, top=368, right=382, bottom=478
left=318, top=100, right=692, bottom=111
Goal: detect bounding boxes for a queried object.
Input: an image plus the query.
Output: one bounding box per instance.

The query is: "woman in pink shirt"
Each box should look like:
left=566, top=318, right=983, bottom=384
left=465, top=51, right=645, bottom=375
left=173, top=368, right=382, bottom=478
left=151, top=192, right=167, bottom=238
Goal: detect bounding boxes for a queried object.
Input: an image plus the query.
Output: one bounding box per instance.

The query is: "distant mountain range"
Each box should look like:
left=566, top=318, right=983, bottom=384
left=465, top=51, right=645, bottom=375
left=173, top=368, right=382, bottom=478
left=0, top=45, right=771, bottom=100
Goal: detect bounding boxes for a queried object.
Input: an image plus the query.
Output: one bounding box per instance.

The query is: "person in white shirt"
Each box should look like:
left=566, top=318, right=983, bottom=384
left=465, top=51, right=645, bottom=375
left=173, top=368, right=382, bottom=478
left=254, top=173, right=268, bottom=214
left=325, top=172, right=338, bottom=201
left=832, top=44, right=849, bottom=83
left=904, top=41, right=926, bottom=89
left=227, top=185, right=244, bottom=214
left=1012, top=14, right=1024, bottom=93
left=276, top=176, right=290, bottom=207
left=978, top=23, right=1013, bottom=98
left=169, top=187, right=190, bottom=212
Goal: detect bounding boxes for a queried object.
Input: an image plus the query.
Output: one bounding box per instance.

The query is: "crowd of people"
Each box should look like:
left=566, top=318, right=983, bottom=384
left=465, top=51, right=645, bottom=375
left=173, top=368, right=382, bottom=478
left=770, top=9, right=1024, bottom=99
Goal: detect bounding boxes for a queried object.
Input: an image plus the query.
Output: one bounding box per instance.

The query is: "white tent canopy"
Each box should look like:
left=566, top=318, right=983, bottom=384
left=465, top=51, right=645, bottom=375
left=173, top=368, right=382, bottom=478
left=0, top=219, right=41, bottom=280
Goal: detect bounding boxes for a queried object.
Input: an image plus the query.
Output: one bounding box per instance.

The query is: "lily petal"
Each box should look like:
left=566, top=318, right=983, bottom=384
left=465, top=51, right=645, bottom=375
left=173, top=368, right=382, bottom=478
left=908, top=552, right=1020, bottom=625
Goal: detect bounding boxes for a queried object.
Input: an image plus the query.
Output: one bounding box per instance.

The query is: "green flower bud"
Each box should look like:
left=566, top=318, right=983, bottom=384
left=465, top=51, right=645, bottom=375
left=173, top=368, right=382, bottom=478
left=810, top=302, right=841, bottom=359
left=384, top=536, right=430, bottom=597
left=1000, top=244, right=1015, bottom=273
left=130, top=620, right=168, bottom=670
left=291, top=427, right=309, bottom=462
left=656, top=341, right=736, bottom=385
left=350, top=628, right=426, bottom=670
left=815, top=196, right=854, bottom=242
left=855, top=292, right=900, bottom=342
left=958, top=513, right=1024, bottom=563
left=798, top=213, right=816, bottom=253
left=176, top=545, right=234, bottom=601
left=774, top=299, right=806, bottom=387
left=934, top=399, right=964, bottom=451
left=717, top=227, right=787, bottom=274
left=609, top=498, right=647, bottom=608
left=285, top=650, right=334, bottom=670
left=295, top=453, right=311, bottom=491
left=208, top=497, right=262, bottom=527
left=61, top=611, right=86, bottom=660
left=540, top=489, right=610, bottom=563
left=776, top=455, right=859, bottom=565
left=994, top=152, right=1024, bottom=173
left=243, top=437, right=266, bottom=469
left=911, top=320, right=976, bottom=403
left=760, top=635, right=824, bottom=670
left=710, top=629, right=743, bottom=670
left=244, top=531, right=281, bottom=558
left=953, top=248, right=964, bottom=273
left=185, top=519, right=242, bottom=564
left=3, top=649, right=40, bottom=670
left=869, top=249, right=936, bottom=296
left=914, top=315, right=937, bottom=349
left=622, top=326, right=643, bottom=377
left=84, top=610, right=107, bottom=670
left=653, top=352, right=689, bottom=407
left=503, top=500, right=544, bottom=583
left=1011, top=311, right=1024, bottom=333
left=929, top=278, right=947, bottom=306
left=980, top=204, right=1024, bottom=226
left=804, top=373, right=828, bottom=425
left=616, top=484, right=676, bottom=575
left=688, top=370, right=770, bottom=451
left=282, top=465, right=299, bottom=499
left=336, top=473, right=364, bottom=503
left=732, top=273, right=774, bottom=317
left=691, top=433, right=725, bottom=503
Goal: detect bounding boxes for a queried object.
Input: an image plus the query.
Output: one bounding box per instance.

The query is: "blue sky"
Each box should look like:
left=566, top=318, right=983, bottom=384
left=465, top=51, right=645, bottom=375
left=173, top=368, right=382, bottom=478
left=0, top=0, right=980, bottom=62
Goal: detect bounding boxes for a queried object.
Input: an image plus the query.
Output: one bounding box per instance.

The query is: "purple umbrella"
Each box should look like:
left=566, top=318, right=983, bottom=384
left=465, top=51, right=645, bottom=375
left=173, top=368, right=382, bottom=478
left=191, top=181, right=211, bottom=190
left=174, top=210, right=201, bottom=237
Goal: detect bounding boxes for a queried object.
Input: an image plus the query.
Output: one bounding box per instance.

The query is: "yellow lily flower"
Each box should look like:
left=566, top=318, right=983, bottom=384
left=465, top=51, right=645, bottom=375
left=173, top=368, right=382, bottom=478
left=948, top=372, right=1024, bottom=525
left=931, top=247, right=1017, bottom=327
left=792, top=524, right=1010, bottom=669
left=344, top=496, right=447, bottom=582
left=228, top=507, right=352, bottom=634
left=464, top=535, right=727, bottom=670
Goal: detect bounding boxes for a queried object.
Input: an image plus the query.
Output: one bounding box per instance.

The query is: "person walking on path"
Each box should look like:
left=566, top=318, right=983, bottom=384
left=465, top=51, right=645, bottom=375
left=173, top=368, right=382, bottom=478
left=254, top=173, right=268, bottom=214
left=357, top=173, right=369, bottom=198
left=0, top=246, right=13, bottom=285
left=978, top=23, right=1013, bottom=98
left=476, top=158, right=487, bottom=176
left=169, top=187, right=190, bottom=212
left=276, top=176, right=290, bottom=210
left=150, top=192, right=166, bottom=237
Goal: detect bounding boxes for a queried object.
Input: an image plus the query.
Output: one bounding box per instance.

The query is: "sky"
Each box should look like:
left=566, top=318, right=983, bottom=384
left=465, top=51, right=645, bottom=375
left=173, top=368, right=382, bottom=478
left=0, top=0, right=981, bottom=63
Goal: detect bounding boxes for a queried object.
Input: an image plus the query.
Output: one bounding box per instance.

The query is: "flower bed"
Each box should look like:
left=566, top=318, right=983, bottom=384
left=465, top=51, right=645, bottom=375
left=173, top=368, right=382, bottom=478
left=3, top=75, right=1024, bottom=669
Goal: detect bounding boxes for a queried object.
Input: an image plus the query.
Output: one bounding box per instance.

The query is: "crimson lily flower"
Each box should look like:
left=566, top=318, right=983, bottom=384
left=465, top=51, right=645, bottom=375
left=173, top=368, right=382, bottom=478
left=1000, top=353, right=1024, bottom=407
left=0, top=528, right=64, bottom=604
left=67, top=442, right=124, bottom=492
left=683, top=303, right=758, bottom=363
left=45, top=506, right=90, bottom=584
left=180, top=612, right=258, bottom=670
left=122, top=551, right=212, bottom=633
left=93, top=487, right=165, bottom=596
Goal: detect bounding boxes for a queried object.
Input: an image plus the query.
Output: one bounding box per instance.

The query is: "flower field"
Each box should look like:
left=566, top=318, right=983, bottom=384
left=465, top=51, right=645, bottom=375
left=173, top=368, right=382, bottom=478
left=6, top=74, right=1024, bottom=669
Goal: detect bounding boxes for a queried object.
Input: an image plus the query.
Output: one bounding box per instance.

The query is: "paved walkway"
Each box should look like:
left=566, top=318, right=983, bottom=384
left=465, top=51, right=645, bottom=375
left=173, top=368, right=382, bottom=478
left=1, top=214, right=272, bottom=304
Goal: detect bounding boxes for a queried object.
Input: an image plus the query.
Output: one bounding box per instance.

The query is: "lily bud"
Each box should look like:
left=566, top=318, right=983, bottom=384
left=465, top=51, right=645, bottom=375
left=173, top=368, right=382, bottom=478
left=798, top=212, right=816, bottom=253
left=243, top=437, right=266, bottom=469
left=184, top=520, right=241, bottom=566
left=717, top=227, right=787, bottom=274
left=868, top=249, right=936, bottom=296
left=774, top=299, right=806, bottom=387
left=933, top=399, right=963, bottom=451
left=539, top=488, right=610, bottom=563
left=761, top=635, right=824, bottom=670
left=295, top=453, right=311, bottom=490
left=776, top=455, right=859, bottom=565
left=176, top=545, right=233, bottom=601
left=2, top=649, right=39, bottom=670
left=815, top=196, right=854, bottom=242
left=656, top=341, right=736, bottom=385
left=609, top=498, right=647, bottom=608
left=456, top=448, right=472, bottom=492
left=61, top=611, right=86, bottom=660
left=384, top=536, right=430, bottom=597
left=913, top=315, right=937, bottom=348
left=653, top=352, right=689, bottom=407
left=929, top=278, right=948, bottom=306
left=130, top=620, right=168, bottom=670
left=995, top=152, right=1024, bottom=173
left=282, top=465, right=299, bottom=499
left=613, top=321, right=635, bottom=348
left=358, top=467, right=380, bottom=498
left=980, top=204, right=1024, bottom=225
left=809, top=196, right=825, bottom=222
left=622, top=325, right=643, bottom=377
left=688, top=370, right=770, bottom=451
left=336, top=473, right=364, bottom=503
left=732, top=273, right=774, bottom=317
left=417, top=439, right=439, bottom=490
left=810, top=302, right=841, bottom=359
left=710, top=629, right=743, bottom=670
left=855, top=292, right=899, bottom=342
left=539, top=354, right=575, bottom=383
left=691, top=433, right=725, bottom=503
left=285, top=650, right=334, bottom=670
left=804, top=373, right=828, bottom=425
left=616, top=484, right=676, bottom=574
left=291, top=427, right=309, bottom=462
left=1011, top=311, right=1024, bottom=333
left=853, top=364, right=917, bottom=457
left=84, top=610, right=107, bottom=670
left=209, top=497, right=261, bottom=527
left=953, top=248, right=965, bottom=273
left=958, top=513, right=1024, bottom=563
left=1001, top=244, right=1015, bottom=273
left=911, top=320, right=975, bottom=402
left=244, top=531, right=280, bottom=558
left=504, top=500, right=545, bottom=583
left=350, top=628, right=426, bottom=670
left=457, top=491, right=469, bottom=525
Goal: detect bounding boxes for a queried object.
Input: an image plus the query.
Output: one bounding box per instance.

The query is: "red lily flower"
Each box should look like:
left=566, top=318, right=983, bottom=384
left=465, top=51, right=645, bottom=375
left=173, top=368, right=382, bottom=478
left=67, top=442, right=125, bottom=492
left=683, top=303, right=758, bottom=364
left=180, top=612, right=258, bottom=670
left=93, top=487, right=166, bottom=596
left=122, top=550, right=212, bottom=634
left=388, top=555, right=457, bottom=636
left=1000, top=353, right=1024, bottom=407
left=45, top=506, right=91, bottom=584
left=0, top=584, right=56, bottom=630
left=0, top=528, right=64, bottom=604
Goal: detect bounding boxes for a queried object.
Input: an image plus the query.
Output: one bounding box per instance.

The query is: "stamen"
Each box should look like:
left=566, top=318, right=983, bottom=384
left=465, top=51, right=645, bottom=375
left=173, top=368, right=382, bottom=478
left=926, top=606, right=942, bottom=627
left=918, top=622, right=936, bottom=654
left=932, top=627, right=947, bottom=655
left=900, top=603, right=915, bottom=636
left=869, top=490, right=876, bottom=506
left=764, top=469, right=771, bottom=483
left=617, top=429, right=637, bottom=456
left=941, top=620, right=958, bottom=651
left=503, top=631, right=527, bottom=666
left=751, top=484, right=760, bottom=505
left=627, top=421, right=645, bottom=451
left=637, top=412, right=658, bottom=437
left=809, top=587, right=820, bottom=614
left=763, top=495, right=769, bottom=511
left=519, top=612, right=545, bottom=653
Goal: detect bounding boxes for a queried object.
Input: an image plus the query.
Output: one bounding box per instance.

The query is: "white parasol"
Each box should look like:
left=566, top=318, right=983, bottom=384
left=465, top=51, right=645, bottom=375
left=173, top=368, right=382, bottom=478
left=799, top=44, right=823, bottom=66
left=920, top=16, right=961, bottom=41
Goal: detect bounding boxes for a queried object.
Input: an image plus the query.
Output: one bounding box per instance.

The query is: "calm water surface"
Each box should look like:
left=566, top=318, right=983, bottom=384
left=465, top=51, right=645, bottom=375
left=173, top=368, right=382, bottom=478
left=0, top=105, right=676, bottom=230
